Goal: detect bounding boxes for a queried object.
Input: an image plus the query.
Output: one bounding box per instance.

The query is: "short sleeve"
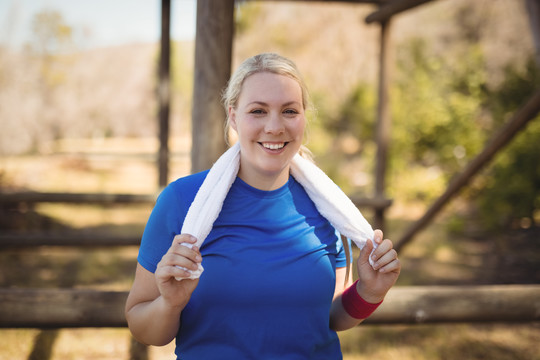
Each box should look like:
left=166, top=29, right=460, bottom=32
left=137, top=184, right=184, bottom=273
left=137, top=171, right=208, bottom=273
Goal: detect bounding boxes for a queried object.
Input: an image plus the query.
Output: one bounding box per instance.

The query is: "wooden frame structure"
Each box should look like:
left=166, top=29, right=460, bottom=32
left=186, top=0, right=540, bottom=242
left=3, top=0, right=538, bottom=237
left=1, top=0, right=540, bottom=345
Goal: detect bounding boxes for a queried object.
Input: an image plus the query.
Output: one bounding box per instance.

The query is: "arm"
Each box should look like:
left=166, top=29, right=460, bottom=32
left=329, top=230, right=400, bottom=331
left=125, top=234, right=202, bottom=346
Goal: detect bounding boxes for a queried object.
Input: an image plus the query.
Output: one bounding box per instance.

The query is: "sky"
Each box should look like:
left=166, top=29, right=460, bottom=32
left=0, top=0, right=197, bottom=49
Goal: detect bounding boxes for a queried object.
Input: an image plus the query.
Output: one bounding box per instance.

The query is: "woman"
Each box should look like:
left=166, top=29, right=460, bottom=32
left=125, top=53, right=400, bottom=359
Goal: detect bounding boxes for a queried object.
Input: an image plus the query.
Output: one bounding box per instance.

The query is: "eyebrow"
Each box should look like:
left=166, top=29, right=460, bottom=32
left=247, top=101, right=302, bottom=107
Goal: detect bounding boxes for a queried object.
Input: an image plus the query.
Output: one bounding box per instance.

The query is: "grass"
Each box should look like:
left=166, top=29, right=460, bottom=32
left=1, top=137, right=539, bottom=359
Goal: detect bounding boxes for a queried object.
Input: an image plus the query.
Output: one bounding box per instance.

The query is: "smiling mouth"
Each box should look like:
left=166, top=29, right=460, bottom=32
left=259, top=142, right=288, bottom=150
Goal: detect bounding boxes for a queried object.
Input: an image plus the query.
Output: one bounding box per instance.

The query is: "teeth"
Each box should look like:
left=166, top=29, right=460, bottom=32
left=262, top=142, right=285, bottom=150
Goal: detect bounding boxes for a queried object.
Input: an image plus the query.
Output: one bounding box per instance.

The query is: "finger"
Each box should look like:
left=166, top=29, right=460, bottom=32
left=158, top=261, right=194, bottom=280
left=169, top=235, right=200, bottom=256
left=371, top=238, right=393, bottom=263
left=378, top=258, right=401, bottom=274
left=166, top=243, right=201, bottom=264
left=160, top=252, right=200, bottom=271
left=372, top=249, right=398, bottom=271
left=173, top=233, right=197, bottom=246
left=373, top=229, right=383, bottom=245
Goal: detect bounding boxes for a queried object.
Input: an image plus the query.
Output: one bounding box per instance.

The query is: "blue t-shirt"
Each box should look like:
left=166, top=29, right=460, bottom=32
left=138, top=170, right=347, bottom=359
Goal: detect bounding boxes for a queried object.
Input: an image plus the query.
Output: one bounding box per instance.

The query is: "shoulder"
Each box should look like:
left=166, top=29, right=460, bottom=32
left=168, top=170, right=209, bottom=193
left=162, top=170, right=209, bottom=199
left=171, top=169, right=209, bottom=188
left=154, top=170, right=209, bottom=213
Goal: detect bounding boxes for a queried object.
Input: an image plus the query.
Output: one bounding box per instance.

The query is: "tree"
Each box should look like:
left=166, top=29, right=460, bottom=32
left=27, top=9, right=74, bottom=147
left=30, top=9, right=74, bottom=57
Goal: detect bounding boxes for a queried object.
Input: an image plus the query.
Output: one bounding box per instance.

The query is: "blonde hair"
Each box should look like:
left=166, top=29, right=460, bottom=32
left=222, top=53, right=313, bottom=157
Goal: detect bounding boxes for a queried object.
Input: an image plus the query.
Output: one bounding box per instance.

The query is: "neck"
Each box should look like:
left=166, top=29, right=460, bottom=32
left=237, top=165, right=290, bottom=191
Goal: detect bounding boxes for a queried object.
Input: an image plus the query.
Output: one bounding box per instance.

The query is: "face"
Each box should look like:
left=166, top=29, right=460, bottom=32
left=229, top=71, right=306, bottom=190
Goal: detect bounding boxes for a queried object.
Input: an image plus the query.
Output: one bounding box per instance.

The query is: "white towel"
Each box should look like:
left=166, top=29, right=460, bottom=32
left=175, top=142, right=376, bottom=280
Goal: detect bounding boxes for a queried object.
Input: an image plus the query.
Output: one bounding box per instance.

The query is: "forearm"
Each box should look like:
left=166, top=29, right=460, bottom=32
left=126, top=295, right=185, bottom=346
left=330, top=231, right=400, bottom=331
left=329, top=294, right=364, bottom=331
left=329, top=281, right=383, bottom=332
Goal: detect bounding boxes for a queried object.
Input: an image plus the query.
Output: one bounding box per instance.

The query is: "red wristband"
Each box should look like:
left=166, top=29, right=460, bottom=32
left=341, top=280, right=383, bottom=319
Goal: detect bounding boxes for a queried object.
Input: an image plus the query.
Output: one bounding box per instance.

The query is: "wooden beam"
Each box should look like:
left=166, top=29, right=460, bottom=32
left=0, top=289, right=127, bottom=328
left=240, top=0, right=382, bottom=3
left=395, top=90, right=540, bottom=252
left=350, top=195, right=393, bottom=210
left=158, top=0, right=171, bottom=187
left=191, top=0, right=235, bottom=173
left=526, top=0, right=540, bottom=67
left=365, top=0, right=436, bottom=24
left=365, top=285, right=540, bottom=324
left=0, top=192, right=156, bottom=204
left=0, top=233, right=141, bottom=247
left=1, top=285, right=539, bottom=328
left=374, top=19, right=393, bottom=230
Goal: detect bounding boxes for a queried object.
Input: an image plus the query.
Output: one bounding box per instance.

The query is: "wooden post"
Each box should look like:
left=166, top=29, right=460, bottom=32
left=28, top=330, right=59, bottom=360
left=365, top=0, right=436, bottom=24
left=191, top=0, right=235, bottom=173
left=374, top=19, right=393, bottom=231
left=129, top=337, right=149, bottom=360
left=158, top=0, right=171, bottom=187
left=395, top=90, right=540, bottom=252
left=526, top=0, right=540, bottom=67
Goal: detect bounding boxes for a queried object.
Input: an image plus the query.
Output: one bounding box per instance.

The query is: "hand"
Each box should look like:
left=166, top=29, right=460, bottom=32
left=355, top=229, right=400, bottom=303
left=155, top=234, right=202, bottom=309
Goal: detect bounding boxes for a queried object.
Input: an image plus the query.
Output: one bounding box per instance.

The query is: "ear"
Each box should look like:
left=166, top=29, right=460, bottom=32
left=228, top=106, right=238, bottom=131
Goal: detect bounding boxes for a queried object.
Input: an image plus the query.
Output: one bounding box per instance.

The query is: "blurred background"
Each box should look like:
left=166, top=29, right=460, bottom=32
left=0, top=0, right=539, bottom=359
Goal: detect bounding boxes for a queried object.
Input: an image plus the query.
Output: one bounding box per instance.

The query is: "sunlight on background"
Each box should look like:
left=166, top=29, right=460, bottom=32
left=0, top=0, right=196, bottom=50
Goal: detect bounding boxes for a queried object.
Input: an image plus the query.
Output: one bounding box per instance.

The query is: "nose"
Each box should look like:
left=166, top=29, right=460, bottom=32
left=264, top=111, right=285, bottom=134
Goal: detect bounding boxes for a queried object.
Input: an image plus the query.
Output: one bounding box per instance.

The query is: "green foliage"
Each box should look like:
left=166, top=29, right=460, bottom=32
left=368, top=37, right=490, bottom=203
left=326, top=83, right=376, bottom=141
left=485, top=58, right=540, bottom=126
left=389, top=36, right=540, bottom=229
left=388, top=37, right=540, bottom=228
left=392, top=39, right=487, bottom=176
left=474, top=59, right=540, bottom=229
left=235, top=3, right=263, bottom=36
left=311, top=83, right=377, bottom=195
left=319, top=27, right=539, bottom=231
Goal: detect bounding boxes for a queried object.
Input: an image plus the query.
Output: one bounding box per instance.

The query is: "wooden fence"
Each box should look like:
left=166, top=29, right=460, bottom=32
left=1, top=285, right=539, bottom=329
left=2, top=190, right=540, bottom=328
left=1, top=185, right=538, bottom=360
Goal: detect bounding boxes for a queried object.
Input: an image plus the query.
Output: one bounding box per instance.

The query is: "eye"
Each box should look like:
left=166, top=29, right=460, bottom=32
left=249, top=109, right=266, bottom=115
left=283, top=108, right=299, bottom=115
